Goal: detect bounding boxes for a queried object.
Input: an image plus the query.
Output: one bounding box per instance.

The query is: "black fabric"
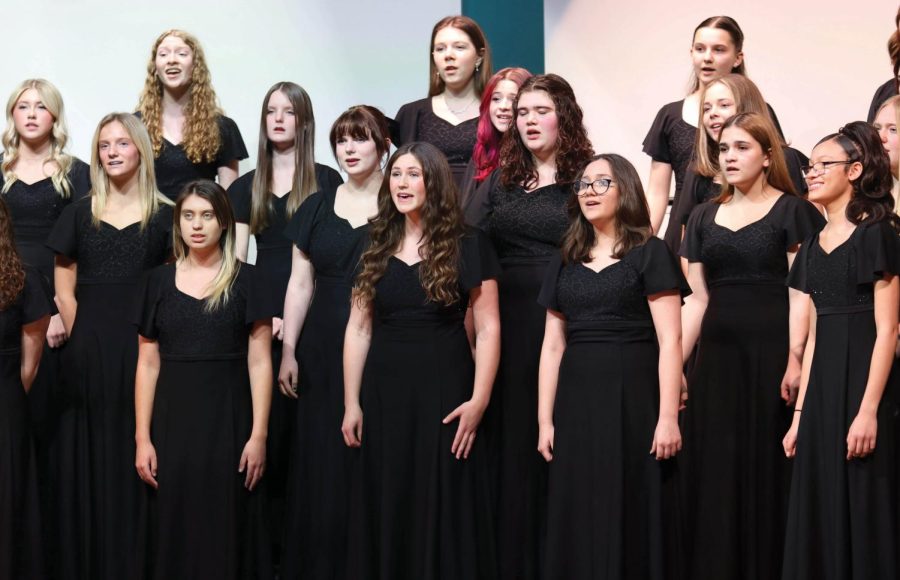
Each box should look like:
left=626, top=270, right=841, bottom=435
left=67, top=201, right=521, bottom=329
left=346, top=230, right=499, bottom=579
left=867, top=78, right=898, bottom=123
left=481, top=178, right=571, bottom=259
left=782, top=221, right=900, bottom=579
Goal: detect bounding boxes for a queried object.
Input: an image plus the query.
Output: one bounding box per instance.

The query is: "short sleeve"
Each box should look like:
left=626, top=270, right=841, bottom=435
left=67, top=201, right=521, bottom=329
left=680, top=202, right=710, bottom=262
left=472, top=169, right=501, bottom=230
left=227, top=172, right=254, bottom=224
left=637, top=237, right=692, bottom=298
left=21, top=267, right=55, bottom=323
left=536, top=252, right=564, bottom=311
left=459, top=228, right=502, bottom=292
left=786, top=238, right=812, bottom=293
left=315, top=163, right=343, bottom=192
left=283, top=191, right=327, bottom=255
left=394, top=100, right=423, bottom=147
left=642, top=102, right=675, bottom=163
left=779, top=196, right=826, bottom=248
left=243, top=264, right=278, bottom=324
left=214, top=116, right=249, bottom=167
left=46, top=200, right=83, bottom=259
left=855, top=221, right=900, bottom=284
left=69, top=159, right=92, bottom=200
left=133, top=267, right=166, bottom=339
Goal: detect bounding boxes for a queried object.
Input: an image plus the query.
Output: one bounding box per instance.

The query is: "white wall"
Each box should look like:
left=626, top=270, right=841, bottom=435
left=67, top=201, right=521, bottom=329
left=545, top=0, right=896, bottom=232
left=2, top=0, right=460, bottom=170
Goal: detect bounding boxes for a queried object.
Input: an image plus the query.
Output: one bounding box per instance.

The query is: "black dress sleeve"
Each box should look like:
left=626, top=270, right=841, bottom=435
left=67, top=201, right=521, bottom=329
left=637, top=237, right=692, bottom=298
left=778, top=196, right=826, bottom=247
left=786, top=238, right=812, bottom=293
left=283, top=190, right=327, bottom=255
left=680, top=202, right=710, bottom=262
left=459, top=228, right=502, bottom=292
left=227, top=171, right=254, bottom=224
left=394, top=99, right=427, bottom=147
left=21, top=267, right=55, bottom=323
left=133, top=266, right=166, bottom=339
left=855, top=220, right=900, bottom=284
left=868, top=78, right=898, bottom=123
left=214, top=116, right=249, bottom=167
left=784, top=147, right=809, bottom=196
left=69, top=159, right=92, bottom=200
left=536, top=252, right=564, bottom=311
left=765, top=103, right=785, bottom=139
left=46, top=199, right=84, bottom=259
left=242, top=263, right=278, bottom=324
left=470, top=169, right=502, bottom=230
left=642, top=102, right=676, bottom=163
left=314, top=163, right=344, bottom=192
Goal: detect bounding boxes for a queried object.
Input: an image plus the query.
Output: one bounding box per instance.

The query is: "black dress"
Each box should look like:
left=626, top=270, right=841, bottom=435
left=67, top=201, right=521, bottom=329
left=2, top=160, right=91, bottom=541
left=867, top=78, right=897, bottom=123
left=346, top=230, right=500, bottom=580
left=395, top=98, right=478, bottom=189
left=782, top=222, right=900, bottom=580
left=136, top=113, right=248, bottom=201
left=134, top=263, right=275, bottom=580
left=227, top=165, right=342, bottom=532
left=678, top=194, right=825, bottom=580
left=45, top=198, right=172, bottom=580
left=477, top=171, right=571, bottom=580
left=0, top=267, right=54, bottom=580
left=538, top=238, right=690, bottom=580
left=278, top=186, right=367, bottom=580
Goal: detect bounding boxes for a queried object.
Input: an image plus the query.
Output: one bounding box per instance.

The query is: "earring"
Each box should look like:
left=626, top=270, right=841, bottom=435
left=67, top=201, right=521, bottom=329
left=475, top=61, right=481, bottom=72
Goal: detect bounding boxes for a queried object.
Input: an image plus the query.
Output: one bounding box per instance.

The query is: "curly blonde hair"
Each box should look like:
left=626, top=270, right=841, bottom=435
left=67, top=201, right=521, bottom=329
left=137, top=29, right=222, bottom=164
left=2, top=79, right=76, bottom=198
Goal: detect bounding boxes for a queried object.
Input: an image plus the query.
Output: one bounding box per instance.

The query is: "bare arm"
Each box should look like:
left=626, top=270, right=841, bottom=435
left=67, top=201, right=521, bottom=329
left=217, top=161, right=240, bottom=191
left=537, top=310, right=566, bottom=462
left=647, top=161, right=674, bottom=235
left=135, top=336, right=161, bottom=488
left=54, top=256, right=77, bottom=335
left=20, top=315, right=51, bottom=392
left=277, top=246, right=316, bottom=398
left=235, top=223, right=250, bottom=263
left=781, top=248, right=810, bottom=405
left=680, top=261, right=708, bottom=362
left=648, top=291, right=684, bottom=459
left=240, top=319, right=273, bottom=490
left=341, top=299, right=373, bottom=447
left=784, top=300, right=816, bottom=458
left=443, top=280, right=501, bottom=459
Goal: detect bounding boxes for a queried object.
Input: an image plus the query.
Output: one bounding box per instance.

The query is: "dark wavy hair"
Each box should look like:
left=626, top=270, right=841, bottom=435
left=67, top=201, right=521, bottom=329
left=428, top=16, right=493, bottom=97
left=0, top=198, right=25, bottom=310
left=690, top=16, right=747, bottom=92
left=816, top=121, right=899, bottom=230
left=352, top=142, right=465, bottom=307
left=499, top=74, right=594, bottom=190
left=472, top=67, right=532, bottom=182
left=561, top=154, right=652, bottom=264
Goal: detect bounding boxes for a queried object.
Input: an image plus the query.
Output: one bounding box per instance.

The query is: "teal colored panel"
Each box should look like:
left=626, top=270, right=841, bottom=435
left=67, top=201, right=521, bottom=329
left=462, top=0, right=544, bottom=74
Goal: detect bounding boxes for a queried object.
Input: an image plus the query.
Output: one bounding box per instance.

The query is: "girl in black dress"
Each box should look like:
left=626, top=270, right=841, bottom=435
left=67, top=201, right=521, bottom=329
left=342, top=142, right=501, bottom=580
left=782, top=122, right=900, bottom=580
left=227, top=81, right=341, bottom=559
left=679, top=112, right=825, bottom=580
left=461, top=67, right=532, bottom=222
left=873, top=95, right=900, bottom=205
left=537, top=154, right=687, bottom=580
left=0, top=198, right=52, bottom=580
left=137, top=29, right=248, bottom=200
left=277, top=105, right=387, bottom=580
left=1, top=78, right=90, bottom=536
left=395, top=15, right=492, bottom=188
left=672, top=74, right=809, bottom=255
left=866, top=6, right=899, bottom=123
left=476, top=73, right=593, bottom=580
left=134, top=180, right=274, bottom=580
left=47, top=112, right=173, bottom=580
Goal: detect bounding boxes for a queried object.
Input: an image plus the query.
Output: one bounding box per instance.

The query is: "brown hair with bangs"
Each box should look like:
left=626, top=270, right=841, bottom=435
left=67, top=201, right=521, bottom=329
left=329, top=105, right=392, bottom=163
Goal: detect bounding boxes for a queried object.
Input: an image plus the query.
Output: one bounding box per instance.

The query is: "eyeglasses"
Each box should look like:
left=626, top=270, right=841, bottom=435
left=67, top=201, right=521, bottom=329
left=573, top=178, right=616, bottom=197
left=800, top=160, right=854, bottom=177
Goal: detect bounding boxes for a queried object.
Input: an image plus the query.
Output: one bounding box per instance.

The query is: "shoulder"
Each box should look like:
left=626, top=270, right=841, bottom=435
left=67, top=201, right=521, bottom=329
left=69, top=157, right=91, bottom=177
left=215, top=115, right=241, bottom=133
left=396, top=97, right=431, bottom=117
left=652, top=100, right=684, bottom=121
left=153, top=202, right=175, bottom=224
left=314, top=163, right=342, bottom=188
left=228, top=170, right=255, bottom=195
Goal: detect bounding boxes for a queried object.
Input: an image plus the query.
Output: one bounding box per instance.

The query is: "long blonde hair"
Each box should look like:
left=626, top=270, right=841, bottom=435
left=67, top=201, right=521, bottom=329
left=172, top=180, right=240, bottom=312
left=137, top=29, right=222, bottom=164
left=250, top=82, right=317, bottom=233
left=876, top=96, right=900, bottom=209
left=89, top=113, right=171, bottom=229
left=2, top=79, right=76, bottom=198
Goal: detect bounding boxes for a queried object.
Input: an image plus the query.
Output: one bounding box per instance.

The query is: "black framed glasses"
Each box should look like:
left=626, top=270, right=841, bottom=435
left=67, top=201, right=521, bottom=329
left=573, top=178, right=615, bottom=197
left=800, top=160, right=854, bottom=177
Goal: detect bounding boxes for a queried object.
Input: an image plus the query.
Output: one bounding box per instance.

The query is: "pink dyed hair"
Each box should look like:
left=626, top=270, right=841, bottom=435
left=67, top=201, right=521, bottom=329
left=472, top=67, right=532, bottom=182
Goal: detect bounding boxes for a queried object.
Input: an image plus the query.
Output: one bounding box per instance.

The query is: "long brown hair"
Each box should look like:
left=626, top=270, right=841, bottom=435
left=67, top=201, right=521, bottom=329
left=250, top=82, right=317, bottom=234
left=137, top=29, right=222, bottom=164
left=428, top=15, right=493, bottom=97
left=689, top=16, right=747, bottom=93
left=889, top=7, right=900, bottom=91
left=499, top=74, right=594, bottom=190
left=352, top=142, right=465, bottom=307
left=0, top=198, right=25, bottom=310
left=561, top=154, right=652, bottom=264
left=713, top=112, right=797, bottom=203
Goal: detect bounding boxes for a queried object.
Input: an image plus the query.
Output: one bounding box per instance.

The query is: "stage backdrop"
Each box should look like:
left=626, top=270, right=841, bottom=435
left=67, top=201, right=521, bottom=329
left=545, top=0, right=896, bottom=235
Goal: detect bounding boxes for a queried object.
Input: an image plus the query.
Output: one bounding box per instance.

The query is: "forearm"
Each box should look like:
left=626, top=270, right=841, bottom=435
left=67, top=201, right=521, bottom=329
left=681, top=296, right=706, bottom=362
left=647, top=188, right=669, bottom=234
left=20, top=319, right=49, bottom=391
left=657, top=338, right=682, bottom=421
left=134, top=365, right=160, bottom=442
left=537, top=345, right=563, bottom=426
left=280, top=284, right=314, bottom=356
left=787, top=290, right=810, bottom=361
left=858, top=330, right=896, bottom=416
left=343, top=328, right=370, bottom=409
left=248, top=357, right=273, bottom=440
left=470, top=323, right=499, bottom=409
left=56, top=295, right=77, bottom=335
